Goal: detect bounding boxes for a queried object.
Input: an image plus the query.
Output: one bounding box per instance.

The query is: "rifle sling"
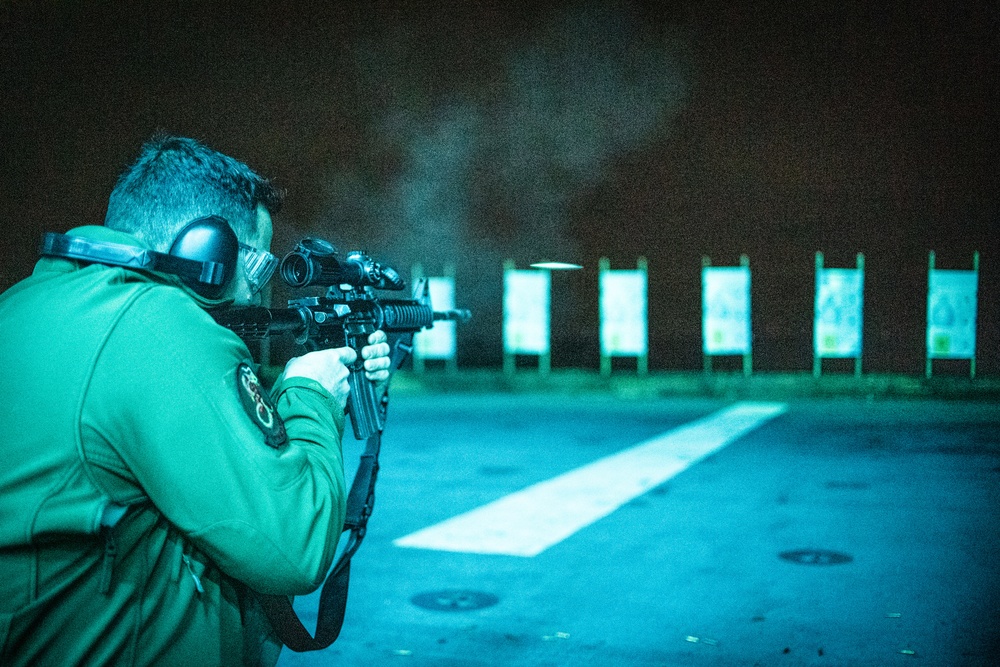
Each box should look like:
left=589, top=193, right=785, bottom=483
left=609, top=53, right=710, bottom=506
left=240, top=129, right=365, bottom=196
left=260, top=337, right=413, bottom=652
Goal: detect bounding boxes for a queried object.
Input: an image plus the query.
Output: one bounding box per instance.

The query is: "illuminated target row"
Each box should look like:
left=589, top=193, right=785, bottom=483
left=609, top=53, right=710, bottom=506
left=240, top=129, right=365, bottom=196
left=412, top=251, right=980, bottom=379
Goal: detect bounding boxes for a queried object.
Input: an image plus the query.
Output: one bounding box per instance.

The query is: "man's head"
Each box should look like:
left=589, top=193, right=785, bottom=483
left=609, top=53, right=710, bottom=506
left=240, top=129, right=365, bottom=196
left=104, top=133, right=283, bottom=304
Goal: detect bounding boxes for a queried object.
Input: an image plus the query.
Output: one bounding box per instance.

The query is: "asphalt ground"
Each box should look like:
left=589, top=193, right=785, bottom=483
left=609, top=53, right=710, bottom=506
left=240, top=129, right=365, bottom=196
left=276, top=394, right=1000, bottom=667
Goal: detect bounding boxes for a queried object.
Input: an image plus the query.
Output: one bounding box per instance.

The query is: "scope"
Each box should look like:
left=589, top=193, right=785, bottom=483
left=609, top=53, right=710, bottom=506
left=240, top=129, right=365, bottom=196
left=280, top=238, right=405, bottom=291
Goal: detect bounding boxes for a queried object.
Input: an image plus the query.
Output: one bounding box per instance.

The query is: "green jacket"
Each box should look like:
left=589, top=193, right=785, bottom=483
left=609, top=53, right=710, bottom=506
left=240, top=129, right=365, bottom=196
left=0, top=226, right=347, bottom=666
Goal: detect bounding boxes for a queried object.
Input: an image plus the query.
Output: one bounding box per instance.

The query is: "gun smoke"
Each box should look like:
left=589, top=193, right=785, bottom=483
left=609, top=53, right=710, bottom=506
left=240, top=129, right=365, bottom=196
left=319, top=1, right=688, bottom=313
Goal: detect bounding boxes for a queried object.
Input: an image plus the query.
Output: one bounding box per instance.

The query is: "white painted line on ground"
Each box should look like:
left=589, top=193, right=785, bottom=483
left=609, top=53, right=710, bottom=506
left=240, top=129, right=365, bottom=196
left=393, top=401, right=788, bottom=557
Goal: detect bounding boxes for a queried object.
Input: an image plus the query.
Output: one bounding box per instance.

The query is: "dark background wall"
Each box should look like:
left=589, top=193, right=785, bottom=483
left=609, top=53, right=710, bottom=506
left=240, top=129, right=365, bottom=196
left=2, top=0, right=997, bottom=373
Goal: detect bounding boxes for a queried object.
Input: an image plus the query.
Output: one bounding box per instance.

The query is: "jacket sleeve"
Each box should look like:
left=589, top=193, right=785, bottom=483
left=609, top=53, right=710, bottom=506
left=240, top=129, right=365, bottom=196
left=84, top=285, right=347, bottom=595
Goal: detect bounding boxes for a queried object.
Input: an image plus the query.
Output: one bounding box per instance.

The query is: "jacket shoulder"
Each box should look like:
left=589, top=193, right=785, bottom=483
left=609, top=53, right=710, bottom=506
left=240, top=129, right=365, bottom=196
left=120, top=284, right=242, bottom=348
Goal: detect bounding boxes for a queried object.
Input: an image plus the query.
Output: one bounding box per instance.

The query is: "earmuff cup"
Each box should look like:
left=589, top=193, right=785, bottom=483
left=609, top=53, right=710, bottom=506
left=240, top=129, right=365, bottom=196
left=169, top=216, right=239, bottom=299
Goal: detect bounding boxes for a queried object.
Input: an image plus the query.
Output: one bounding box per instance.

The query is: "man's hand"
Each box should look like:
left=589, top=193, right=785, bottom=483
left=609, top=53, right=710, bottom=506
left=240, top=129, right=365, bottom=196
left=282, top=347, right=357, bottom=410
left=280, top=330, right=392, bottom=411
left=360, top=330, right=392, bottom=397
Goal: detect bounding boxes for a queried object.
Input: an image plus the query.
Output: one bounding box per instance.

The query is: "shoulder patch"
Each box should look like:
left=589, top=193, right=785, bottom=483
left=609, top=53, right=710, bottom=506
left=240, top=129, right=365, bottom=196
left=237, top=363, right=287, bottom=448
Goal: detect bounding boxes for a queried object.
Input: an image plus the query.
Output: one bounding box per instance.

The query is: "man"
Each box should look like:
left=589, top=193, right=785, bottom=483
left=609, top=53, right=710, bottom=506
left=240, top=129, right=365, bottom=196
left=0, top=134, right=391, bottom=665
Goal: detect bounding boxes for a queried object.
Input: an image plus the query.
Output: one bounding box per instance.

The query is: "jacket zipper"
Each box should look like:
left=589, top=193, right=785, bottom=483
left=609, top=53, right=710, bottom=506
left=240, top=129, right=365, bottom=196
left=99, top=529, right=118, bottom=595
left=182, top=554, right=205, bottom=595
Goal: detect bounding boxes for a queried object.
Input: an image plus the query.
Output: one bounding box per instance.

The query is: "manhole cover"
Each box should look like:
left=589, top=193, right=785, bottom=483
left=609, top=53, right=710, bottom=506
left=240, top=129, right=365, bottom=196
left=411, top=590, right=499, bottom=611
left=779, top=550, right=853, bottom=565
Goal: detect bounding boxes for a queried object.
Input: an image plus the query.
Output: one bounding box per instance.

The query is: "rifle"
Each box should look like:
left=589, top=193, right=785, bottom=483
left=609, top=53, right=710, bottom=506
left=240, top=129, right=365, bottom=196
left=211, top=237, right=470, bottom=651
left=212, top=237, right=471, bottom=440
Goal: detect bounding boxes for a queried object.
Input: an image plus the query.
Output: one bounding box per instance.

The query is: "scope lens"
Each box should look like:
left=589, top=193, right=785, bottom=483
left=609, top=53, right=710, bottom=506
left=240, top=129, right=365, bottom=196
left=281, top=254, right=312, bottom=287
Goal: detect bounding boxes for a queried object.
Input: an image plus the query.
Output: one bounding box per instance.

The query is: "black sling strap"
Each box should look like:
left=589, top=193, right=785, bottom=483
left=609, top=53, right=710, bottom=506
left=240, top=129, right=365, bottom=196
left=259, top=337, right=413, bottom=651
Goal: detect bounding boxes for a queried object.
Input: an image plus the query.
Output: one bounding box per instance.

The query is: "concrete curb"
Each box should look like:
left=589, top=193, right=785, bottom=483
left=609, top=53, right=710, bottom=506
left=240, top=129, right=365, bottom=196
left=385, top=369, right=1000, bottom=401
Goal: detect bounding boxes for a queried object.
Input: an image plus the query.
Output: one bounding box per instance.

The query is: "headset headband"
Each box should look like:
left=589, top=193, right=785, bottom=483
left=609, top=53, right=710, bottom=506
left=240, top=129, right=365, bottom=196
left=39, top=232, right=227, bottom=287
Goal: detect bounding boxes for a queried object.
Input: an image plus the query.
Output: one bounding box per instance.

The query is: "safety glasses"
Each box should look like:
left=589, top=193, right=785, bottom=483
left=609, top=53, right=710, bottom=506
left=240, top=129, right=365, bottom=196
left=239, top=243, right=279, bottom=294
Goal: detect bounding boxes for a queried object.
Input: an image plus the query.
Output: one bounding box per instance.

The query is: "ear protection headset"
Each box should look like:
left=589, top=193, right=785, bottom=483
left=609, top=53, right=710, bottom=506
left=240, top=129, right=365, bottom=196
left=39, top=216, right=240, bottom=299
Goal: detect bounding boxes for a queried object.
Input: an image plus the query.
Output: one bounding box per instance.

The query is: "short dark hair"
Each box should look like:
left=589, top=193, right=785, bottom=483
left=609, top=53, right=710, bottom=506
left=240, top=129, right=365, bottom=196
left=104, top=133, right=283, bottom=250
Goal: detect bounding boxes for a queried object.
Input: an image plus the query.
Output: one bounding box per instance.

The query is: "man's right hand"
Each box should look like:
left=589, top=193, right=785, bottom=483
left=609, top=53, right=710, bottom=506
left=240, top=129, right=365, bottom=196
left=281, top=347, right=358, bottom=411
